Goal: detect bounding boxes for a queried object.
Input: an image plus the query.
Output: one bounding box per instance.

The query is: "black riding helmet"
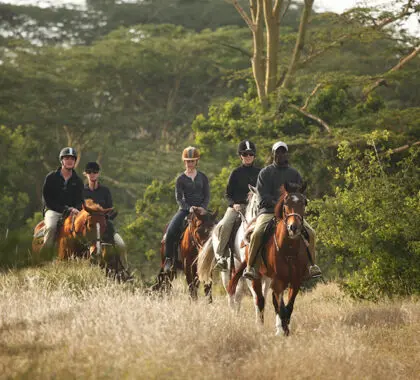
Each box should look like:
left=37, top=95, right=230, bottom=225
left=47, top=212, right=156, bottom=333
left=237, top=140, right=256, bottom=155
left=59, top=147, right=77, bottom=162
left=84, top=161, right=101, bottom=173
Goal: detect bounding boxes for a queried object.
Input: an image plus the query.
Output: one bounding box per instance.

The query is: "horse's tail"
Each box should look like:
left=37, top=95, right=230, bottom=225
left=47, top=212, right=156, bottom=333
left=197, top=236, right=215, bottom=283
left=227, top=260, right=247, bottom=296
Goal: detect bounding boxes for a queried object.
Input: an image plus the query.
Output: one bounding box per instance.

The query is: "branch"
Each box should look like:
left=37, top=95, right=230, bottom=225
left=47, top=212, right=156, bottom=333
left=279, top=0, right=291, bottom=22
left=302, top=83, right=322, bottom=110
left=219, top=42, right=252, bottom=58
left=228, top=0, right=255, bottom=31
left=100, top=174, right=137, bottom=200
left=301, top=1, right=416, bottom=67
left=281, top=0, right=314, bottom=89
left=289, top=104, right=331, bottom=133
left=364, top=45, right=420, bottom=96
left=385, top=141, right=420, bottom=155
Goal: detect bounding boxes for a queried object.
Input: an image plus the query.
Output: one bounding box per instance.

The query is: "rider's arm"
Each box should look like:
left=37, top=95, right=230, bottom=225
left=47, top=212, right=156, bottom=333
left=201, top=173, right=210, bottom=210
left=175, top=175, right=190, bottom=211
left=256, top=168, right=276, bottom=209
left=225, top=170, right=236, bottom=207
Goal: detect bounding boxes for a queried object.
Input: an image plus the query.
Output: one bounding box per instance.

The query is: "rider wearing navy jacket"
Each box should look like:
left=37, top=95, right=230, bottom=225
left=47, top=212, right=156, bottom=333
left=214, top=140, right=260, bottom=270
left=163, top=146, right=210, bottom=273
left=82, top=161, right=129, bottom=269
left=42, top=147, right=84, bottom=248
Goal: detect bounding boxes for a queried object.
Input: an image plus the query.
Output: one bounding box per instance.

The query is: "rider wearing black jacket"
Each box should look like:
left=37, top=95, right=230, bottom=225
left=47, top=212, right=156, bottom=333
left=214, top=140, right=260, bottom=271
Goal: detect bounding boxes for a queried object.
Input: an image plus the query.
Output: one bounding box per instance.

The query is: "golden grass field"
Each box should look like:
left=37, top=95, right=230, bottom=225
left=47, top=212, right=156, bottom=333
left=0, top=261, right=419, bottom=379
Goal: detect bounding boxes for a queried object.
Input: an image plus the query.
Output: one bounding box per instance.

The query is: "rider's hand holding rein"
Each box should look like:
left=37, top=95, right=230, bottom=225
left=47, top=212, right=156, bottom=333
left=69, top=207, right=80, bottom=215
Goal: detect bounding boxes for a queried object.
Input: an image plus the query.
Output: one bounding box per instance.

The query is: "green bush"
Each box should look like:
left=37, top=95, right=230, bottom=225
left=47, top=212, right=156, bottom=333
left=310, top=132, right=420, bottom=300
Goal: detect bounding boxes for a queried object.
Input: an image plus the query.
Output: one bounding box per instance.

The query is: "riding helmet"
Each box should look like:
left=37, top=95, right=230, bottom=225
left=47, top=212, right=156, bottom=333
left=237, top=140, right=256, bottom=155
left=59, top=147, right=77, bottom=162
left=84, top=162, right=101, bottom=173
left=182, top=146, right=200, bottom=160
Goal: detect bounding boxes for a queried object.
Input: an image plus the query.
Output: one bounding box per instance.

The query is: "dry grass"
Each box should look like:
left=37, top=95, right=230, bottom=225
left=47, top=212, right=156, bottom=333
left=0, top=261, right=419, bottom=379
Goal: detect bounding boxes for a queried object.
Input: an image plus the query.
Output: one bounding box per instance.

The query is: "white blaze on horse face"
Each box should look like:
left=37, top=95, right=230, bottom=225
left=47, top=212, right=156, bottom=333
left=96, top=222, right=101, bottom=255
left=290, top=195, right=299, bottom=203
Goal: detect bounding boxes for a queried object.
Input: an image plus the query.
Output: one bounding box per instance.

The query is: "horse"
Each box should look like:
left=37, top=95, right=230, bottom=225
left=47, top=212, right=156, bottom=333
left=156, top=208, right=217, bottom=300
left=228, top=182, right=310, bottom=336
left=32, top=200, right=128, bottom=280
left=197, top=185, right=272, bottom=312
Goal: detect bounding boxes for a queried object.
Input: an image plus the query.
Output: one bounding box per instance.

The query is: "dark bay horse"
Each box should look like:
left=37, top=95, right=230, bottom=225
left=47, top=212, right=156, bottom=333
left=157, top=208, right=216, bottom=300
left=228, top=182, right=310, bottom=335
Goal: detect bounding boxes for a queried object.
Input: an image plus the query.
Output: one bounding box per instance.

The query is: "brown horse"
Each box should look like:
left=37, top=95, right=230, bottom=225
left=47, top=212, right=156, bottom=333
left=156, top=208, right=216, bottom=300
left=228, top=182, right=310, bottom=336
left=33, top=200, right=112, bottom=262
left=57, top=200, right=113, bottom=260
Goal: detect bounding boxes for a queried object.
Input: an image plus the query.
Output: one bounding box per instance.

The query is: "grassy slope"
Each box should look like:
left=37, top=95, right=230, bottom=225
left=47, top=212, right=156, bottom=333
left=0, top=261, right=419, bottom=379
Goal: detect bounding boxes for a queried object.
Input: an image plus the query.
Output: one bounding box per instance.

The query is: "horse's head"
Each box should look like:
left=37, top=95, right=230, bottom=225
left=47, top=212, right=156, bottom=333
left=275, top=182, right=307, bottom=239
left=188, top=208, right=217, bottom=246
left=75, top=200, right=113, bottom=241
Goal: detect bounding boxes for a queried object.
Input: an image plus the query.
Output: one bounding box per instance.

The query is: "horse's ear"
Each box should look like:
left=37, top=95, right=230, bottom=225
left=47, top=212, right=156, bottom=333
left=300, top=181, right=307, bottom=194
left=103, top=207, right=114, bottom=214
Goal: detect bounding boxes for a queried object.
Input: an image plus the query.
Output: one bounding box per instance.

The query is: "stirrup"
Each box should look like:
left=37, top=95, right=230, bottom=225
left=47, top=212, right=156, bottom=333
left=309, top=264, right=322, bottom=278
left=243, top=267, right=260, bottom=280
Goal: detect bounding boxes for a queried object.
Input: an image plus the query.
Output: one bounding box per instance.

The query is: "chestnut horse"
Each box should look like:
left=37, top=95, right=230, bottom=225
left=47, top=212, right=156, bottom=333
left=156, top=208, right=216, bottom=300
left=33, top=200, right=113, bottom=263
left=228, top=182, right=310, bottom=336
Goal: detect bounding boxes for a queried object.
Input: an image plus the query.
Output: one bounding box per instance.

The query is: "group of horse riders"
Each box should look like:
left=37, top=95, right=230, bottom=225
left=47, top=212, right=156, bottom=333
left=41, top=147, right=127, bottom=267
left=41, top=142, right=321, bottom=279
left=163, top=141, right=322, bottom=279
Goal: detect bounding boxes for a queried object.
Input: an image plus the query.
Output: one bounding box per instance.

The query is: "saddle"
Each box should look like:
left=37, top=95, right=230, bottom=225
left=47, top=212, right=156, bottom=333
left=33, top=209, right=71, bottom=239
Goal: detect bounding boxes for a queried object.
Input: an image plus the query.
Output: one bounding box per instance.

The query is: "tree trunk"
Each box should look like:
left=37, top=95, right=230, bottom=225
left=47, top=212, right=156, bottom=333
left=281, top=0, right=314, bottom=89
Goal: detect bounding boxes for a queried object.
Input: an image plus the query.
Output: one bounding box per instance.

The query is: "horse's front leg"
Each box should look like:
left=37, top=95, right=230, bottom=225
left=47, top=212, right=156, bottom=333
left=203, top=282, right=212, bottom=304
left=272, top=279, right=289, bottom=336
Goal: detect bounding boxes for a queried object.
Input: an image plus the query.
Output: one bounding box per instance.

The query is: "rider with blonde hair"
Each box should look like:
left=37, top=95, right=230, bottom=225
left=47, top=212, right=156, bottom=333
left=163, top=146, right=210, bottom=273
left=83, top=161, right=129, bottom=269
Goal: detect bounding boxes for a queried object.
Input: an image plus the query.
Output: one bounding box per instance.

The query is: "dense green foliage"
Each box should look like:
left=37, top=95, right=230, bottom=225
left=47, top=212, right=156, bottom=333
left=0, top=0, right=419, bottom=297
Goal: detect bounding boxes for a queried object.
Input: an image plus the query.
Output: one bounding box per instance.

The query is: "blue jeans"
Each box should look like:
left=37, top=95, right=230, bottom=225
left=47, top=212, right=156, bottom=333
left=165, top=210, right=189, bottom=259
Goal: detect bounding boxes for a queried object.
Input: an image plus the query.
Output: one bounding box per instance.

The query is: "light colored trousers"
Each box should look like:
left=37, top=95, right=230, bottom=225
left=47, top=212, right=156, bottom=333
left=43, top=210, right=62, bottom=248
left=216, top=206, right=245, bottom=257
left=247, top=213, right=316, bottom=269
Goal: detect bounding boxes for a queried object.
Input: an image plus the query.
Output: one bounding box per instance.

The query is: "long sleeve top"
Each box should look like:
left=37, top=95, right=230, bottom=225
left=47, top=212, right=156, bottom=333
left=175, top=171, right=210, bottom=211
left=225, top=165, right=260, bottom=207
left=83, top=184, right=113, bottom=209
left=256, top=163, right=302, bottom=215
left=42, top=168, right=84, bottom=213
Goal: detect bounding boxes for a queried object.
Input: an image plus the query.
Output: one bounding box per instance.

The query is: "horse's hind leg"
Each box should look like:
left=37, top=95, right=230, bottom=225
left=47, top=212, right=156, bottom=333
left=249, top=279, right=265, bottom=325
